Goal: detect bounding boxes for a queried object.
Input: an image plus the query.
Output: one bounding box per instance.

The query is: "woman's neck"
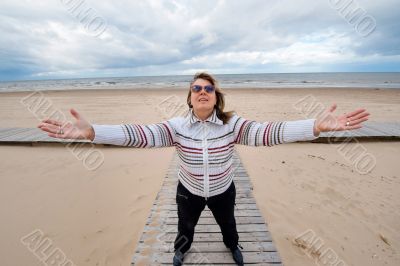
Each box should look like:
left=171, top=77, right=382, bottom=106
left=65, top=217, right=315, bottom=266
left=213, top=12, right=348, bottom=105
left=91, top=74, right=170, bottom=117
left=193, top=108, right=213, bottom=121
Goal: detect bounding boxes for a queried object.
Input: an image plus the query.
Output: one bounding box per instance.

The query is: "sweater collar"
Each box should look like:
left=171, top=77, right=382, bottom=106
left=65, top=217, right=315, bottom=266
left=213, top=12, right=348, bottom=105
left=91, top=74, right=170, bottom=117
left=186, top=108, right=223, bottom=126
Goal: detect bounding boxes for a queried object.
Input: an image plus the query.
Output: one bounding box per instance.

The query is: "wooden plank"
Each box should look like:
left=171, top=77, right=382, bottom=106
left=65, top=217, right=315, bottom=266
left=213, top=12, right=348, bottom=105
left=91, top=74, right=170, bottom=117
left=157, top=197, right=257, bottom=205
left=151, top=263, right=282, bottom=266
left=0, top=128, right=46, bottom=141
left=0, top=128, right=30, bottom=140
left=141, top=231, right=274, bottom=243
left=156, top=194, right=255, bottom=202
left=135, top=241, right=277, bottom=253
left=315, top=122, right=400, bottom=142
left=152, top=197, right=257, bottom=206
left=0, top=128, right=26, bottom=135
left=158, top=181, right=252, bottom=188
left=163, top=216, right=266, bottom=225
left=143, top=223, right=268, bottom=234
left=0, top=128, right=14, bottom=133
left=155, top=203, right=259, bottom=211
left=161, top=176, right=251, bottom=183
left=151, top=251, right=282, bottom=264
left=159, top=187, right=254, bottom=193
left=156, top=209, right=263, bottom=218
left=0, top=128, right=89, bottom=143
left=156, top=192, right=255, bottom=198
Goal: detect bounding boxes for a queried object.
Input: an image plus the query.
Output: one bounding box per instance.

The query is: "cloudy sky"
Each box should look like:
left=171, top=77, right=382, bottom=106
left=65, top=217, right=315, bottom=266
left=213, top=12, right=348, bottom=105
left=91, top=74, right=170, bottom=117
left=0, top=0, right=399, bottom=81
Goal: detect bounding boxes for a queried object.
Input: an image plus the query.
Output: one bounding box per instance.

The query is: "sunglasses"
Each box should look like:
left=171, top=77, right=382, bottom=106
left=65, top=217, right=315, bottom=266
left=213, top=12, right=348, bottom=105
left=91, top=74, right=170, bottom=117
left=191, top=84, right=215, bottom=93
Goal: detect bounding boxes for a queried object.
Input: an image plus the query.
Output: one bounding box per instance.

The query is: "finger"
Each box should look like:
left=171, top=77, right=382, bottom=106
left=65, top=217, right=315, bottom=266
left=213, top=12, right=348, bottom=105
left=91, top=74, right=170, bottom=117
left=328, top=103, right=337, bottom=113
left=349, top=112, right=370, bottom=122
left=40, top=127, right=54, bottom=133
left=345, top=124, right=363, bottom=130
left=39, top=125, right=60, bottom=134
left=40, top=127, right=61, bottom=136
left=38, top=122, right=53, bottom=128
left=37, top=123, right=48, bottom=128
left=47, top=132, right=68, bottom=139
left=345, top=108, right=366, bottom=118
left=41, top=119, right=63, bottom=126
left=38, top=126, right=53, bottom=133
left=348, top=117, right=369, bottom=126
left=70, top=108, right=81, bottom=120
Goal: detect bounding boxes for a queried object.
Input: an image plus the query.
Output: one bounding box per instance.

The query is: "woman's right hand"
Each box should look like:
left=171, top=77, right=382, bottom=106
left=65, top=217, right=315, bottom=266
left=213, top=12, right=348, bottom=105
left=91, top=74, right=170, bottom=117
left=38, top=109, right=95, bottom=141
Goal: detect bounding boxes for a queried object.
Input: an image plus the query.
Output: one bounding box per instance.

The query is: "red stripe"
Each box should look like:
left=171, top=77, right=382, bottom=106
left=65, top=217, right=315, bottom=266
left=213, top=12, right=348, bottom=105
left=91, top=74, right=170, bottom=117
left=209, top=171, right=230, bottom=182
left=262, top=124, right=267, bottom=146
left=132, top=125, right=144, bottom=147
left=264, top=123, right=272, bottom=146
left=235, top=120, right=248, bottom=143
left=209, top=145, right=234, bottom=154
left=180, top=166, right=203, bottom=178
left=176, top=145, right=203, bottom=155
left=175, top=142, right=203, bottom=151
left=180, top=165, right=233, bottom=182
left=137, top=125, right=148, bottom=148
left=161, top=123, right=174, bottom=146
left=208, top=141, right=235, bottom=151
left=210, top=165, right=232, bottom=178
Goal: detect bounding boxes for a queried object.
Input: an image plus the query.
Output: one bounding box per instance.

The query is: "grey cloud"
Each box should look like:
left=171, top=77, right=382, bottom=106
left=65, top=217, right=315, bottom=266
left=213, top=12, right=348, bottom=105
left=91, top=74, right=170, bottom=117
left=0, top=0, right=399, bottom=81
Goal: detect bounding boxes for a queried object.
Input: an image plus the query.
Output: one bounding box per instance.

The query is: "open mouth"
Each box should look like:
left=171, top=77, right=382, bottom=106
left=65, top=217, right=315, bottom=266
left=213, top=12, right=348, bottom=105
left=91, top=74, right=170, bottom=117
left=199, top=99, right=208, bottom=102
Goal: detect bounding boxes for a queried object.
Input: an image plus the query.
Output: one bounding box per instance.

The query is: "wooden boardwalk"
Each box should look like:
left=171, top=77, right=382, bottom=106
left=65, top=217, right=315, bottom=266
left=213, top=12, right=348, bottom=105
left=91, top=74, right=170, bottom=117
left=0, top=122, right=399, bottom=145
left=314, top=122, right=400, bottom=143
left=131, top=151, right=282, bottom=265
left=0, top=128, right=88, bottom=144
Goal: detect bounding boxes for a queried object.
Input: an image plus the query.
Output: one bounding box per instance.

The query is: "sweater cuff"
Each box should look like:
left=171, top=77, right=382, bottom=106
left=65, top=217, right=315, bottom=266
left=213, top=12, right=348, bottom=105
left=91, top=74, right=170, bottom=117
left=92, top=125, right=127, bottom=146
left=283, top=119, right=319, bottom=143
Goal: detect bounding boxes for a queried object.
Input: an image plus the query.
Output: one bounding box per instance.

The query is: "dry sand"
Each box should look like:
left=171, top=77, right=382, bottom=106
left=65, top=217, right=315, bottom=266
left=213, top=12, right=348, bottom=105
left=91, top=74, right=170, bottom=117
left=0, top=87, right=399, bottom=266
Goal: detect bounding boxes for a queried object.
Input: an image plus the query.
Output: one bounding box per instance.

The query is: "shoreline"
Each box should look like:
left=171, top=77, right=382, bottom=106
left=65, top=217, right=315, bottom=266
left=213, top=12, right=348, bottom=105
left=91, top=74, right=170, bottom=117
left=1, top=86, right=400, bottom=94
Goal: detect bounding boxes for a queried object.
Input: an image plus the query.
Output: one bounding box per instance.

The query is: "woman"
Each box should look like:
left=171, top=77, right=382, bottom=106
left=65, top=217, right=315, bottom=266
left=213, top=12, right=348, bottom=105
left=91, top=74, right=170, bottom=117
left=38, top=72, right=369, bottom=266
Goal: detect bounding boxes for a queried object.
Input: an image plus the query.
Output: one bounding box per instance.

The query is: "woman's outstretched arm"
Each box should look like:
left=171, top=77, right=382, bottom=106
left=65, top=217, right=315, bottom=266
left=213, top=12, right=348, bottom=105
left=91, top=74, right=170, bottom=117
left=38, top=108, right=95, bottom=140
left=233, top=104, right=370, bottom=146
left=38, top=109, right=176, bottom=148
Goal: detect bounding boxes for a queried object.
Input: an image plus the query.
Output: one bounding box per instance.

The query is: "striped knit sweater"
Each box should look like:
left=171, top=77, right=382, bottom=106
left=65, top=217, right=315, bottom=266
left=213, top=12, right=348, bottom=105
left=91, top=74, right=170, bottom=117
left=92, top=108, right=318, bottom=198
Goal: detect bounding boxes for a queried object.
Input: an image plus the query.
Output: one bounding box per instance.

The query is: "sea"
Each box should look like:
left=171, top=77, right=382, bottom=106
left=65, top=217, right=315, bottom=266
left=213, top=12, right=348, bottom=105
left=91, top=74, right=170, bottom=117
left=0, top=72, right=399, bottom=93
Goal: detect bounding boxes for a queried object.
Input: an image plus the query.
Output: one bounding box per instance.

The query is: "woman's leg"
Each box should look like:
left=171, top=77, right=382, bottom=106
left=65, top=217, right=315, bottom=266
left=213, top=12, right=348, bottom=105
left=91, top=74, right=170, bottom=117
left=207, top=182, right=239, bottom=250
left=174, top=182, right=206, bottom=254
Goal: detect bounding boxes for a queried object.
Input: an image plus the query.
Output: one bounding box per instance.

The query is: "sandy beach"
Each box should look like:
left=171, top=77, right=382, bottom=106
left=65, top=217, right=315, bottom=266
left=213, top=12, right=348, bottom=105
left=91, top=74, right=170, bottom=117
left=0, top=87, right=399, bottom=266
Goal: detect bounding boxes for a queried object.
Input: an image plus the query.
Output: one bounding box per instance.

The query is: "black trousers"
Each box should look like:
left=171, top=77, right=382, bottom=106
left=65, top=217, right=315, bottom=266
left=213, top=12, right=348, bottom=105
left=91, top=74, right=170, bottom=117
left=174, top=181, right=239, bottom=254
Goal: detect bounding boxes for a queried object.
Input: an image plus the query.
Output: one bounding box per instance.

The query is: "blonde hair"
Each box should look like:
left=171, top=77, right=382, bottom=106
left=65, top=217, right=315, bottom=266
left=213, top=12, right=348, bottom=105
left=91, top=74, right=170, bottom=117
left=186, top=72, right=235, bottom=124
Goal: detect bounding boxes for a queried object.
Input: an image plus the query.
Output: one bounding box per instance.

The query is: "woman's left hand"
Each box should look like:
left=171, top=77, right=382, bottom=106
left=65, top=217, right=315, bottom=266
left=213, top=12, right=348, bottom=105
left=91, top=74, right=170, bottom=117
left=313, top=103, right=370, bottom=136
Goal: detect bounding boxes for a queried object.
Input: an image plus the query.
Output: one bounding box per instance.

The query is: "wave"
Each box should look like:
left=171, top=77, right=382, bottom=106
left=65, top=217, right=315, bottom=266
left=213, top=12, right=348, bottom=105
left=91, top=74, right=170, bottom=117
left=1, top=73, right=399, bottom=92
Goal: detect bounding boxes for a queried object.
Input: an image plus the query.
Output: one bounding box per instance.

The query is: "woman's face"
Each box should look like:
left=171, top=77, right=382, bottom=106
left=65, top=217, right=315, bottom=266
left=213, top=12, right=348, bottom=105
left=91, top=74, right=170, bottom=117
left=190, top=78, right=217, bottom=114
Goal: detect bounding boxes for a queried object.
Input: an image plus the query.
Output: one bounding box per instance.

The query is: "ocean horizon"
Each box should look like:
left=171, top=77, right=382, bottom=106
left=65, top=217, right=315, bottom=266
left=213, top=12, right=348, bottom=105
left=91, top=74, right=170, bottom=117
left=1, top=72, right=400, bottom=93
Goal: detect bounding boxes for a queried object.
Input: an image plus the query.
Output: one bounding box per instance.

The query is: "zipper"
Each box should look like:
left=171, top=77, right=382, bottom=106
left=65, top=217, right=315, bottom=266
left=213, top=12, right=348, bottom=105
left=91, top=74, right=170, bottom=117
left=202, top=121, right=209, bottom=200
